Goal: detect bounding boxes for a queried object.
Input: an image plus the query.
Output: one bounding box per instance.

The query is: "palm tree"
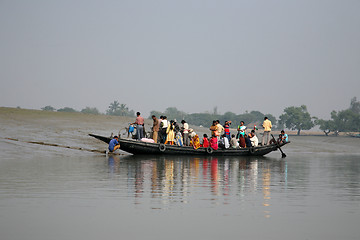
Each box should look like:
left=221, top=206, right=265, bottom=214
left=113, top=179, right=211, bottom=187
left=106, top=101, right=120, bottom=115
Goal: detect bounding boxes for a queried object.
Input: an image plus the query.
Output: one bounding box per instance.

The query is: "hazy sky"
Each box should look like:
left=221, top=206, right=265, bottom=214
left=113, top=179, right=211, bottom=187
left=1, top=0, right=359, bottom=119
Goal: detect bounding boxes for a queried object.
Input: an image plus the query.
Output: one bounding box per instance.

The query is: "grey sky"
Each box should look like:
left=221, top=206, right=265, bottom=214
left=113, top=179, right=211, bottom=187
left=1, top=0, right=359, bottom=119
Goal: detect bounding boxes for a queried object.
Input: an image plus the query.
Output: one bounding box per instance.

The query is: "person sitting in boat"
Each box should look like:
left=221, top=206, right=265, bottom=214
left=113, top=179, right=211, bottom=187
left=192, top=134, right=201, bottom=149
left=244, top=134, right=252, bottom=148
left=281, top=130, right=289, bottom=142
left=108, top=136, right=120, bottom=152
left=218, top=134, right=230, bottom=149
left=269, top=134, right=283, bottom=145
left=188, top=129, right=197, bottom=146
left=209, top=135, right=218, bottom=150
left=201, top=134, right=209, bottom=148
left=239, top=134, right=246, bottom=148
left=230, top=134, right=239, bottom=148
left=249, top=130, right=259, bottom=147
left=174, top=131, right=183, bottom=146
left=189, top=128, right=196, bottom=139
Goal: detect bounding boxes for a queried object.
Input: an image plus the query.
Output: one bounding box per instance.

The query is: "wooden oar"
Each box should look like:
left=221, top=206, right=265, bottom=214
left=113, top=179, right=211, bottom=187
left=271, top=134, right=286, bottom=158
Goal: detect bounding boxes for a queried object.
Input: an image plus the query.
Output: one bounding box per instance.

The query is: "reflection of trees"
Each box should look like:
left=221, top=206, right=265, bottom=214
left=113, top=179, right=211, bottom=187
left=107, top=156, right=289, bottom=209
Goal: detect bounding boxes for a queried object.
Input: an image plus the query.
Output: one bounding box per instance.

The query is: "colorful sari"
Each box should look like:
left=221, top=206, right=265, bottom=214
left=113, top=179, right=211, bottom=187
left=192, top=135, right=201, bottom=149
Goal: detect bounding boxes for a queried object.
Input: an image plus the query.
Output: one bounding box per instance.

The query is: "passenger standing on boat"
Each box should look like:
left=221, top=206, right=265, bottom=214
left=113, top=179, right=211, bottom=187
left=261, top=116, right=272, bottom=145
left=237, top=121, right=246, bottom=138
left=223, top=121, right=231, bottom=141
left=281, top=130, right=289, bottom=142
left=151, top=115, right=161, bottom=143
left=108, top=136, right=120, bottom=152
left=209, top=120, right=218, bottom=137
left=133, top=112, right=144, bottom=140
left=158, top=116, right=164, bottom=141
left=216, top=120, right=224, bottom=139
left=165, top=120, right=175, bottom=145
left=161, top=116, right=169, bottom=143
left=181, top=120, right=190, bottom=146
left=173, top=119, right=181, bottom=134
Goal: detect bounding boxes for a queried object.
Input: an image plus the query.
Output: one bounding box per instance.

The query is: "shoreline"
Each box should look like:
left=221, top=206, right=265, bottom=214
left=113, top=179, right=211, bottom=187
left=1, top=107, right=359, bottom=138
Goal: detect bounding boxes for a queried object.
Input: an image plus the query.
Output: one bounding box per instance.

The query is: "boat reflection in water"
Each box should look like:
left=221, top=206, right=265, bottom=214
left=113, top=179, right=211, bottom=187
left=107, top=155, right=287, bottom=217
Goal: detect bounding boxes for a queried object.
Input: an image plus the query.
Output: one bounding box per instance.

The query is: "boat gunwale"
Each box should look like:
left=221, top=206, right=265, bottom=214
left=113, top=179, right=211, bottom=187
left=89, top=133, right=289, bottom=156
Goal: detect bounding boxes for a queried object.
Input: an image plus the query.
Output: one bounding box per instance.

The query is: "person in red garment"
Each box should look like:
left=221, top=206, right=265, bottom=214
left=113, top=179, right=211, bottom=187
left=209, top=135, right=218, bottom=150
left=202, top=134, right=209, bottom=148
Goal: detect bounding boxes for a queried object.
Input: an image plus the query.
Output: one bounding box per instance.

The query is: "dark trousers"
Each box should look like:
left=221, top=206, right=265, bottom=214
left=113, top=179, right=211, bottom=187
left=161, top=128, right=167, bottom=143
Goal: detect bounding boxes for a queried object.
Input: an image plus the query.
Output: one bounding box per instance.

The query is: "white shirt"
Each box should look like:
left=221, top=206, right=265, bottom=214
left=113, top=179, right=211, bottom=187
left=224, top=137, right=230, bottom=149
left=250, top=135, right=259, bottom=147
left=183, top=123, right=189, bottom=133
left=162, top=119, right=169, bottom=128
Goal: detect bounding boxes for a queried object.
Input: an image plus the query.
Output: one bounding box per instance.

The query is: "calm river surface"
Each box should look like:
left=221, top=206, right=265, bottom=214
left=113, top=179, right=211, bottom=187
left=1, top=135, right=360, bottom=240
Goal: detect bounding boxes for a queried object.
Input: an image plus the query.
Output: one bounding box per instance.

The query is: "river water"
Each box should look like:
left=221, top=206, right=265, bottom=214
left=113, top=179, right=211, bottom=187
left=0, top=135, right=359, bottom=240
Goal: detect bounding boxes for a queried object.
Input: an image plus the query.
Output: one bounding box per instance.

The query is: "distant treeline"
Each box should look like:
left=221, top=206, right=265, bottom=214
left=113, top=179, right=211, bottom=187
left=41, top=97, right=360, bottom=135
left=149, top=107, right=278, bottom=130
left=315, top=97, right=360, bottom=135
left=41, top=101, right=133, bottom=116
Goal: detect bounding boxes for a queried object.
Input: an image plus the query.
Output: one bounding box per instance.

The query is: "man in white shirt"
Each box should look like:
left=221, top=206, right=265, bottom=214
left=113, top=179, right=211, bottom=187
left=161, top=116, right=169, bottom=143
left=181, top=120, right=190, bottom=146
left=249, top=130, right=259, bottom=147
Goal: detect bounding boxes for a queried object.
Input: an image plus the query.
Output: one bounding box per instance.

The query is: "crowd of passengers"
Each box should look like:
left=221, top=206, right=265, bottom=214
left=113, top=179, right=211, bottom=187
left=109, top=112, right=289, bottom=152
left=146, top=113, right=288, bottom=150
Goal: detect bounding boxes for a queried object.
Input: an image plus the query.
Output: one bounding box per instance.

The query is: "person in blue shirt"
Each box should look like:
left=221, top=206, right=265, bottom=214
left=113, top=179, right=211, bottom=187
left=108, top=136, right=120, bottom=152
left=244, top=134, right=252, bottom=148
left=281, top=130, right=289, bottom=142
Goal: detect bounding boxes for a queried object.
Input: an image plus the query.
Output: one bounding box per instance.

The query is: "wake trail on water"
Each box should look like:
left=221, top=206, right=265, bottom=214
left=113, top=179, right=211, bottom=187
left=2, top=137, right=107, bottom=154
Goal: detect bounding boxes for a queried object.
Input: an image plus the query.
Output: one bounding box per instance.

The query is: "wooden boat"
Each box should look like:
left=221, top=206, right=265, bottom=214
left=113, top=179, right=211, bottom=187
left=89, top=134, right=289, bottom=156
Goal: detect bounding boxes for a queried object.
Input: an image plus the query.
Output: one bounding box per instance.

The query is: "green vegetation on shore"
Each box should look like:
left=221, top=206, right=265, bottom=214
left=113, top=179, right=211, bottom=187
left=10, top=97, right=360, bottom=136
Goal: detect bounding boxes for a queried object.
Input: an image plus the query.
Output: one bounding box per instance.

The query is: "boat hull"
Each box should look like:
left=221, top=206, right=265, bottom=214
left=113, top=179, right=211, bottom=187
left=89, top=134, right=289, bottom=156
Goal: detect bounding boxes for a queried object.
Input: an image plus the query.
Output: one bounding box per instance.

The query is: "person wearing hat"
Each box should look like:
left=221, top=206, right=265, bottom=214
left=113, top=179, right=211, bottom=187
left=188, top=128, right=196, bottom=139
left=108, top=136, right=120, bottom=152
